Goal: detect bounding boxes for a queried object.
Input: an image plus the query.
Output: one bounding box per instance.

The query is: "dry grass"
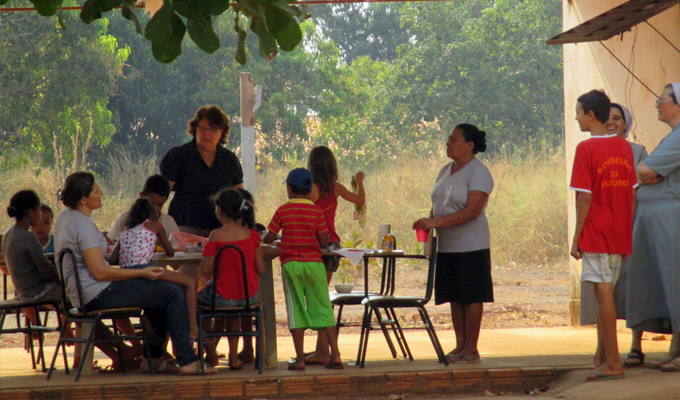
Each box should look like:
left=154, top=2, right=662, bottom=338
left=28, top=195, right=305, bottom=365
left=0, top=150, right=567, bottom=271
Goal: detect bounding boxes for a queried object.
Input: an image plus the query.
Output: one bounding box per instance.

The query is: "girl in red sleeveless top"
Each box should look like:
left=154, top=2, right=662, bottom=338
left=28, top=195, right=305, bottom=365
left=306, top=145, right=366, bottom=364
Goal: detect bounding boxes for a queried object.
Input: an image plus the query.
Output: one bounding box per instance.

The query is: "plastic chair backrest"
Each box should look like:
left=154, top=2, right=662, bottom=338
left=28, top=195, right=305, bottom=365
left=209, top=244, right=250, bottom=314
left=422, top=237, right=437, bottom=302
left=56, top=249, right=87, bottom=316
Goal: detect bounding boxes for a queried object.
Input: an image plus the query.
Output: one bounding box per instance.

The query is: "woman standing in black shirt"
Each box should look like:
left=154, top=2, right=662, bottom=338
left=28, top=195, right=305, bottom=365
left=160, top=105, right=244, bottom=237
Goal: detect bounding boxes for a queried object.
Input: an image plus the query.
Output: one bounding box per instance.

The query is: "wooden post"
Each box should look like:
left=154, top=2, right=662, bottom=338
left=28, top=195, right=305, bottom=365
left=240, top=72, right=256, bottom=195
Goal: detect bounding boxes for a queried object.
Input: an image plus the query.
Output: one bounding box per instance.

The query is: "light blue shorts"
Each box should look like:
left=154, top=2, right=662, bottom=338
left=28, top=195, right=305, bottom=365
left=581, top=253, right=622, bottom=283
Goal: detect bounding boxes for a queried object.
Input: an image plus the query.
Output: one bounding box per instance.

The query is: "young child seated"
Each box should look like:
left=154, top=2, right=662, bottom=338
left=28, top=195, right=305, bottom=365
left=263, top=168, right=343, bottom=371
left=198, top=188, right=264, bottom=370
left=29, top=204, right=55, bottom=254
left=109, top=198, right=200, bottom=341
left=27, top=202, right=76, bottom=348
left=108, top=174, right=179, bottom=244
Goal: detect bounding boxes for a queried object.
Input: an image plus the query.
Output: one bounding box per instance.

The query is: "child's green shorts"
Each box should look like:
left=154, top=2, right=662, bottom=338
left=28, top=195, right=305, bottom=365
left=281, top=261, right=336, bottom=330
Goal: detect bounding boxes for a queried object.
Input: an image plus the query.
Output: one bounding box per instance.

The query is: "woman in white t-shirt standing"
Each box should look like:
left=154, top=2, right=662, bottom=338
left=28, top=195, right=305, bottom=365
left=413, top=123, right=494, bottom=364
left=54, top=171, right=214, bottom=375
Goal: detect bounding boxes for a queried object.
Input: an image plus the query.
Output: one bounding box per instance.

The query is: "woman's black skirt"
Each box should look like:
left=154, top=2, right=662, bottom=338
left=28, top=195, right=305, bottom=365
left=434, top=249, right=494, bottom=305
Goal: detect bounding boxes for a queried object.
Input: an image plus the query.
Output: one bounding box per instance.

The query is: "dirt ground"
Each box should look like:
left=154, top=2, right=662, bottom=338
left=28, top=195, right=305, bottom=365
left=0, top=261, right=570, bottom=348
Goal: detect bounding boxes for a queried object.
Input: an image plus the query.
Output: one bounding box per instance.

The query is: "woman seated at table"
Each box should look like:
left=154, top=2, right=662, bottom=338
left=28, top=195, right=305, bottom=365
left=53, top=171, right=214, bottom=375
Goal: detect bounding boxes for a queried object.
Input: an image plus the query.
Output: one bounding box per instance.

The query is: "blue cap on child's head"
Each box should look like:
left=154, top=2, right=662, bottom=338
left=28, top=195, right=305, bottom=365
left=285, top=168, right=313, bottom=192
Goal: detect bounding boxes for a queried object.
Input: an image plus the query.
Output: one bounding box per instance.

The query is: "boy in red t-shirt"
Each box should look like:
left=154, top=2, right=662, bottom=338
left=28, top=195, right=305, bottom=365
left=570, top=89, right=637, bottom=382
left=264, top=168, right=343, bottom=371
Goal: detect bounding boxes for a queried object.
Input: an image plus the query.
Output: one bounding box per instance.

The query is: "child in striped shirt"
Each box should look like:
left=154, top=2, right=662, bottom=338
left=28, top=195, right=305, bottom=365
left=264, top=168, right=343, bottom=371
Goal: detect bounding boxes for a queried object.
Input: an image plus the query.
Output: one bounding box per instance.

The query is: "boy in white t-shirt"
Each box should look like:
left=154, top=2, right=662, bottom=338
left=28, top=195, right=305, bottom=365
left=108, top=175, right=179, bottom=243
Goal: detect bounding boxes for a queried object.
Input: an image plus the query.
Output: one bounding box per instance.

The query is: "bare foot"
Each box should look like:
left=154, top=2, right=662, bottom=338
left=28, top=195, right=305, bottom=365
left=238, top=349, right=255, bottom=364
left=287, top=359, right=305, bottom=371
left=179, top=360, right=217, bottom=375
left=445, top=348, right=463, bottom=362
left=454, top=350, right=480, bottom=361
left=304, top=351, right=329, bottom=365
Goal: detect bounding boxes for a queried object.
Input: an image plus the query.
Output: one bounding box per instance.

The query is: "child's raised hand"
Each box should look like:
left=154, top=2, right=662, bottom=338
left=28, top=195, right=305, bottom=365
left=142, top=266, right=166, bottom=281
left=354, top=171, right=365, bottom=183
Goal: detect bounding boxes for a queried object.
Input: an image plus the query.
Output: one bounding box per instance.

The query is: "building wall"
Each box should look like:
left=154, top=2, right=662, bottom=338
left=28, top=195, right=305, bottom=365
left=562, top=0, right=680, bottom=325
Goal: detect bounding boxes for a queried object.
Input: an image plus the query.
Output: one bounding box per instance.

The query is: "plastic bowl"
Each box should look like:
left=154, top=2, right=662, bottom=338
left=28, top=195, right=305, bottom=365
left=334, top=284, right=354, bottom=294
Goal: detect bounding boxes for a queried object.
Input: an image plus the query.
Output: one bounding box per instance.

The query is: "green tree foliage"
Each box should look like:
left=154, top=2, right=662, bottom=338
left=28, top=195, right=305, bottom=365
left=309, top=3, right=409, bottom=63
left=0, top=4, right=128, bottom=171
left=392, top=0, right=563, bottom=151
left=100, top=16, right=335, bottom=164
left=0, top=0, right=305, bottom=64
left=1, top=0, right=563, bottom=172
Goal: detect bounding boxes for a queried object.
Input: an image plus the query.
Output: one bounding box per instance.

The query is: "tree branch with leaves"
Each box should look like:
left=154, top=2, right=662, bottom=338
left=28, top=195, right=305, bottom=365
left=1, top=0, right=306, bottom=64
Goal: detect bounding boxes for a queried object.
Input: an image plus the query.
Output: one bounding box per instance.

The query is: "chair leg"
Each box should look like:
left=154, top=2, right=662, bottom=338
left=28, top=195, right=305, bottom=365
left=384, top=307, right=413, bottom=361
left=33, top=306, right=48, bottom=372
left=357, top=306, right=375, bottom=368
left=255, top=311, right=263, bottom=374
left=74, top=320, right=98, bottom=381
left=373, top=307, right=398, bottom=359
left=382, top=307, right=409, bottom=359
left=47, top=322, right=68, bottom=380
left=198, top=314, right=206, bottom=375
left=111, top=319, right=128, bottom=374
left=418, top=307, right=448, bottom=366
left=139, top=315, right=154, bottom=375
left=26, top=319, right=38, bottom=370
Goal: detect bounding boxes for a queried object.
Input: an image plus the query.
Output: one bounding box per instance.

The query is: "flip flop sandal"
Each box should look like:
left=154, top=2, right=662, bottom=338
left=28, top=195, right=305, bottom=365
left=649, top=353, right=675, bottom=369
left=660, top=357, right=680, bottom=372
left=324, top=361, right=344, bottom=370
left=287, top=359, right=305, bottom=371
left=98, top=365, right=122, bottom=374
left=452, top=354, right=482, bottom=363
left=623, top=349, right=645, bottom=367
left=585, top=370, right=625, bottom=382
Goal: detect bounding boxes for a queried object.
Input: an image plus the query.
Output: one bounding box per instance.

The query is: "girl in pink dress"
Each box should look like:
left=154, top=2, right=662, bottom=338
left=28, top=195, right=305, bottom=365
left=110, top=198, right=200, bottom=341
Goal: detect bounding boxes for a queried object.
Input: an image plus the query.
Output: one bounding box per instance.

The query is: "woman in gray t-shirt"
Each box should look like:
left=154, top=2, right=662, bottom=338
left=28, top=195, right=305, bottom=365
left=3, top=190, right=60, bottom=302
left=413, top=123, right=494, bottom=364
left=54, top=172, right=214, bottom=375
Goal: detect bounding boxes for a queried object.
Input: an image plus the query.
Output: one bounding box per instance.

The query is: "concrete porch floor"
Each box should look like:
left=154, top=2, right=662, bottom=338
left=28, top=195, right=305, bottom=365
left=0, top=326, right=677, bottom=399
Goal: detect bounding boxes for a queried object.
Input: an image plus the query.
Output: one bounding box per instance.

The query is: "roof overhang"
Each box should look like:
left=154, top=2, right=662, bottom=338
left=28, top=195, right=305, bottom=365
left=547, top=0, right=680, bottom=45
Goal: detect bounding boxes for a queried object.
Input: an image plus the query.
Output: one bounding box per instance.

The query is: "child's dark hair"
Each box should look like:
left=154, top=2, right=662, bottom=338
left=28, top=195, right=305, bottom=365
left=59, top=172, right=95, bottom=209
left=577, top=89, right=611, bottom=124
left=7, top=190, right=41, bottom=220
left=288, top=183, right=311, bottom=195
left=123, top=198, right=157, bottom=230
left=142, top=174, right=171, bottom=197
left=236, top=188, right=256, bottom=228
left=40, top=204, right=54, bottom=219
left=214, top=188, right=255, bottom=229
left=308, top=146, right=339, bottom=197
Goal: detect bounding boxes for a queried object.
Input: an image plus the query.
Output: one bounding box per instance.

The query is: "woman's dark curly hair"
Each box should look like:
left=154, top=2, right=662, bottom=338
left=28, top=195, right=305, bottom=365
left=187, top=105, right=230, bottom=146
